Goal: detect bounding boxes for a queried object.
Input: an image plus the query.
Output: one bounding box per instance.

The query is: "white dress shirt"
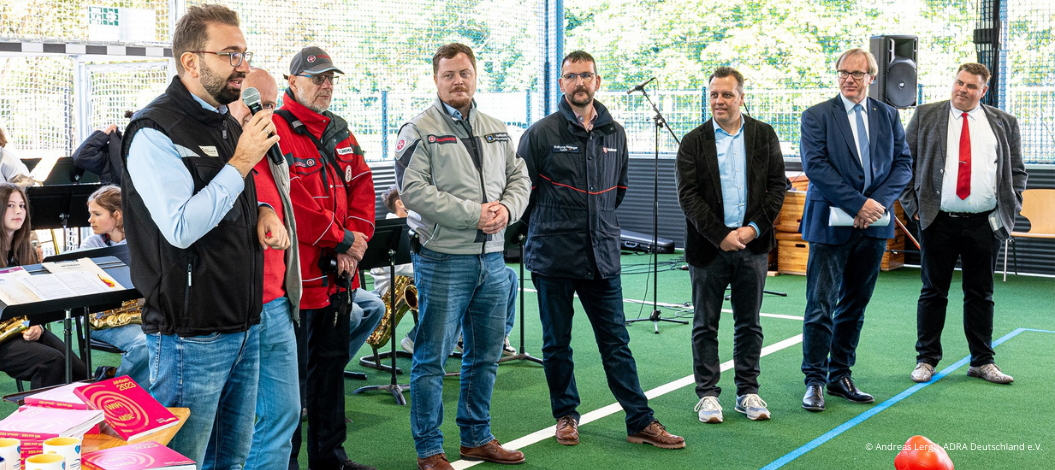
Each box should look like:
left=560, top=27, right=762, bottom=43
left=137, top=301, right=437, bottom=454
left=940, top=104, right=998, bottom=213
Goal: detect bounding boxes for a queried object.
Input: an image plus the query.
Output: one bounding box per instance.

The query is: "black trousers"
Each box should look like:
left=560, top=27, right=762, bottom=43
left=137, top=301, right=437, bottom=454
left=916, top=211, right=1000, bottom=368
left=0, top=328, right=87, bottom=389
left=290, top=293, right=352, bottom=470
left=689, top=249, right=767, bottom=398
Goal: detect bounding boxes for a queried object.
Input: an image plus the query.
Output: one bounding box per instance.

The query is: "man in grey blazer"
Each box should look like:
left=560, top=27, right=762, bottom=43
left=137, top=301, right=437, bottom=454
left=899, top=62, right=1027, bottom=385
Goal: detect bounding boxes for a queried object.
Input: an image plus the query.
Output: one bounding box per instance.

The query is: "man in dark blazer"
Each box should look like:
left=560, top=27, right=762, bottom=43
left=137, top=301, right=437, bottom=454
left=798, top=48, right=912, bottom=412
left=676, top=67, right=786, bottom=423
left=899, top=62, right=1026, bottom=385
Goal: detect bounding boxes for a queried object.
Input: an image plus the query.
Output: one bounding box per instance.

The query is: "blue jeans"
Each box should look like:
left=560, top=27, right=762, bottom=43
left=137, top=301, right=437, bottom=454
left=349, top=288, right=385, bottom=358
left=801, top=230, right=886, bottom=386
left=92, top=324, right=149, bottom=387
left=245, top=297, right=299, bottom=470
left=410, top=248, right=509, bottom=458
left=405, top=266, right=518, bottom=347
left=504, top=267, right=517, bottom=337
left=533, top=272, right=654, bottom=435
left=147, top=329, right=260, bottom=470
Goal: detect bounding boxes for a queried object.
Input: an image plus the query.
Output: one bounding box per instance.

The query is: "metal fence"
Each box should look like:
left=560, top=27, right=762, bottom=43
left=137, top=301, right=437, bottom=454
left=344, top=84, right=1054, bottom=163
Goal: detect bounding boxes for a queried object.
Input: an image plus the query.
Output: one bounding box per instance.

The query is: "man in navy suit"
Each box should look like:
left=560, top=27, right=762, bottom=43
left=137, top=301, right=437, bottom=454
left=798, top=48, right=912, bottom=412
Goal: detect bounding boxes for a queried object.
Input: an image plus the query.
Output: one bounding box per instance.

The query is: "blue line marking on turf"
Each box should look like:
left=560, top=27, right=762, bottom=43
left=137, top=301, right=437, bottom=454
left=761, top=327, right=1055, bottom=469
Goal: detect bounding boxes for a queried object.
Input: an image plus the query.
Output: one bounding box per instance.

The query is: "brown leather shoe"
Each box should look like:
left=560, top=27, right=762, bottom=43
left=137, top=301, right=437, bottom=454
left=459, top=439, right=525, bottom=465
left=417, top=453, right=453, bottom=470
left=627, top=421, right=686, bottom=449
left=555, top=415, right=579, bottom=445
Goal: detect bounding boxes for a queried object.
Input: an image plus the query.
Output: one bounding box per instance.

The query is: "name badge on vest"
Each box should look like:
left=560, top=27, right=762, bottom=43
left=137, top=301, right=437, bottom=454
left=199, top=146, right=219, bottom=157
left=551, top=145, right=581, bottom=153
left=336, top=147, right=354, bottom=155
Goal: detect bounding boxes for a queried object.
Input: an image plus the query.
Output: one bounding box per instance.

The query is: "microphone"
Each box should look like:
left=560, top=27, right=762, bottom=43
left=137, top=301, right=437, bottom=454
left=627, top=77, right=656, bottom=95
left=241, top=87, right=284, bottom=166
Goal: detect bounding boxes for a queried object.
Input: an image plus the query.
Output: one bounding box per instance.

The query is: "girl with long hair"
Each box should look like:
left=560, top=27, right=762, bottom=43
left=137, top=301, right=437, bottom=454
left=0, top=183, right=88, bottom=388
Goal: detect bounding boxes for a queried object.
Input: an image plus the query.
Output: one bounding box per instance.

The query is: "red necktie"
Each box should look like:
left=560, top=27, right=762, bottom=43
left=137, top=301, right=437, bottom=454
left=956, top=112, right=971, bottom=200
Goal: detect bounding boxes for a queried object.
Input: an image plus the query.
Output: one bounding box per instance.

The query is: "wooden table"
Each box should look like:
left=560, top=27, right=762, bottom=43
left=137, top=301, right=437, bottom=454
left=82, top=407, right=189, bottom=453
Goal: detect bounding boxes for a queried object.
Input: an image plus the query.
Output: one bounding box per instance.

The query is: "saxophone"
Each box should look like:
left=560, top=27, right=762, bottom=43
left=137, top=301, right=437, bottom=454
left=0, top=316, right=29, bottom=345
left=89, top=299, right=144, bottom=330
left=365, top=275, right=418, bottom=350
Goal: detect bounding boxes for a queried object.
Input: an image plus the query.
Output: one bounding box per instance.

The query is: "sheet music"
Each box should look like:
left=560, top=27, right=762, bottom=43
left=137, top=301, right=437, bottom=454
left=42, top=258, right=125, bottom=290
left=20, top=272, right=114, bottom=301
left=0, top=266, right=38, bottom=305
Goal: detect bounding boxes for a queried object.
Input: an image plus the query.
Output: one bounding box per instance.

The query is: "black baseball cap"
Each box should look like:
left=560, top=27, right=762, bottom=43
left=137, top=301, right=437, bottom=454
left=288, top=46, right=344, bottom=76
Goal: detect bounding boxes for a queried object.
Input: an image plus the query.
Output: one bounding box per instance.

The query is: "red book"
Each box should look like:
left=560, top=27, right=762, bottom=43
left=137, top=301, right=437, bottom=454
left=25, top=381, right=92, bottom=409
left=74, top=376, right=179, bottom=441
left=83, top=441, right=195, bottom=470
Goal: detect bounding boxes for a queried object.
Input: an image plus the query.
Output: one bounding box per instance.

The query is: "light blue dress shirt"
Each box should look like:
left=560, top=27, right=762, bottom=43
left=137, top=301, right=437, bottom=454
left=126, top=92, right=247, bottom=249
left=713, top=118, right=758, bottom=236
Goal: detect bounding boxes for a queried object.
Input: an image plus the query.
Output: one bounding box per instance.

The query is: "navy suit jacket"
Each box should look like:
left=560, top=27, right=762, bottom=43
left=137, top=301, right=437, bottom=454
left=798, top=96, right=912, bottom=245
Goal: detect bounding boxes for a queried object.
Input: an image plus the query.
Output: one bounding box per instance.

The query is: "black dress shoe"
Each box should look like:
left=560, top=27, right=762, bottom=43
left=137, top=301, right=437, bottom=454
left=802, top=384, right=825, bottom=412
left=827, top=376, right=874, bottom=403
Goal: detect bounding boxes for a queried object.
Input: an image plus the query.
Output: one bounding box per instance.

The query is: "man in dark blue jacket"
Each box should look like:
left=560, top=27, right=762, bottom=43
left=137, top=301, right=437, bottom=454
left=798, top=48, right=912, bottom=412
left=517, top=50, right=684, bottom=450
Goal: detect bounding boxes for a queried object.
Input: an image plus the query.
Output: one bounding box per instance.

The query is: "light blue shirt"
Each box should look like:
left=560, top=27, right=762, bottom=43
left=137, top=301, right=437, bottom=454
left=840, top=94, right=869, bottom=165
left=126, top=92, right=247, bottom=249
left=441, top=100, right=475, bottom=121
left=713, top=118, right=758, bottom=235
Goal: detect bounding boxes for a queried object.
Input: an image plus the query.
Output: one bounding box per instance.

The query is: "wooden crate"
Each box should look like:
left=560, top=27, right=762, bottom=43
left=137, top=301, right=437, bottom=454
left=775, top=232, right=808, bottom=275
left=787, top=172, right=810, bottom=192
left=775, top=190, right=807, bottom=233
left=882, top=233, right=906, bottom=271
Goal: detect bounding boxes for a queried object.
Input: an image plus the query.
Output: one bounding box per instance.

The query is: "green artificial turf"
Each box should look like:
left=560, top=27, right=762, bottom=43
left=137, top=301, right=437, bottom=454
left=2, top=252, right=1052, bottom=470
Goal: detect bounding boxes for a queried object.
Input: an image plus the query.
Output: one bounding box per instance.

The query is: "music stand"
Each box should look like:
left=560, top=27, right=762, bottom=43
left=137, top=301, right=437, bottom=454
left=355, top=219, right=415, bottom=375
left=26, top=184, right=100, bottom=230
left=352, top=218, right=411, bottom=405
left=0, top=256, right=138, bottom=384
left=498, top=221, right=542, bottom=366
left=42, top=157, right=101, bottom=185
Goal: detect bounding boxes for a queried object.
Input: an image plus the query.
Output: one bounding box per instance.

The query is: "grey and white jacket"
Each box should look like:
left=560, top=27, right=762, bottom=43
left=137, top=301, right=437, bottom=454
left=394, top=98, right=530, bottom=255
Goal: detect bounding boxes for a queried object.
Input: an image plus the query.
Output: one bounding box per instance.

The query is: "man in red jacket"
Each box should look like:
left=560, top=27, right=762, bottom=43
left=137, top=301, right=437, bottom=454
left=274, top=46, right=377, bottom=470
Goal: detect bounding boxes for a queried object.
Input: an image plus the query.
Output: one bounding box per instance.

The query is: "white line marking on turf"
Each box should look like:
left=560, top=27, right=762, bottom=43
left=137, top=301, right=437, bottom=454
left=452, top=333, right=804, bottom=469
left=521, top=288, right=804, bottom=321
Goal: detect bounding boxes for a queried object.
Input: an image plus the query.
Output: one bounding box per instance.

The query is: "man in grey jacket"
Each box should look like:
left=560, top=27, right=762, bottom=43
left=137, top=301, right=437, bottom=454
left=394, top=43, right=530, bottom=470
left=900, top=62, right=1026, bottom=385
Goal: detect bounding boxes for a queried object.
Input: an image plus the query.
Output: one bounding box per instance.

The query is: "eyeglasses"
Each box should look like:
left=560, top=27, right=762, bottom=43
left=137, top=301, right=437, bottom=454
left=562, top=72, right=596, bottom=82
left=837, top=70, right=869, bottom=81
left=188, top=51, right=253, bottom=67
left=298, top=74, right=340, bottom=85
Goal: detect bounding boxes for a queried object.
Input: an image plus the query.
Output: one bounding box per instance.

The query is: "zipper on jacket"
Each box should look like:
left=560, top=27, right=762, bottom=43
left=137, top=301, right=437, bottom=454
left=458, top=119, right=490, bottom=255
left=183, top=260, right=193, bottom=323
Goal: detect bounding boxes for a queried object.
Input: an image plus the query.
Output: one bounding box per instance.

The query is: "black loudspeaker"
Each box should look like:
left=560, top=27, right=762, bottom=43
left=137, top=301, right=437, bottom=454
left=869, top=35, right=918, bottom=108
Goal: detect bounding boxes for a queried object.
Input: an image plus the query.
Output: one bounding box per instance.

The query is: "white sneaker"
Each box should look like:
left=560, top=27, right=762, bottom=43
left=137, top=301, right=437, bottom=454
left=502, top=337, right=516, bottom=356
left=735, top=394, right=771, bottom=421
left=694, top=396, right=723, bottom=423
left=400, top=336, right=414, bottom=354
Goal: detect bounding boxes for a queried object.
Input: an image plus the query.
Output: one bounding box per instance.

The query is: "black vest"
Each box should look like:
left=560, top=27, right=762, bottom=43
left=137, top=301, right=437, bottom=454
left=121, top=76, right=263, bottom=337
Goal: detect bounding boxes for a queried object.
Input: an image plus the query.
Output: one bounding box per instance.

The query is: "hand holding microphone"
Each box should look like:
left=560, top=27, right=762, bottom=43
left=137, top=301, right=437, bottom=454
left=241, top=87, right=285, bottom=166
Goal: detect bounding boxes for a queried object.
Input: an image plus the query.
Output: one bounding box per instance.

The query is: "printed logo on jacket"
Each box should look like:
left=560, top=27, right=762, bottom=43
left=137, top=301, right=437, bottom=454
left=427, top=135, right=459, bottom=144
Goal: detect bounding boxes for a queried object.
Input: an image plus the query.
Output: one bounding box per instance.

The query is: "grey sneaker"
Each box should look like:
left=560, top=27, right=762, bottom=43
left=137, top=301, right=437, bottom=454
left=735, top=394, right=771, bottom=421
left=911, top=363, right=935, bottom=383
left=967, top=363, right=1013, bottom=384
left=694, top=396, right=723, bottom=423
left=502, top=337, right=516, bottom=356
left=400, top=335, right=415, bottom=354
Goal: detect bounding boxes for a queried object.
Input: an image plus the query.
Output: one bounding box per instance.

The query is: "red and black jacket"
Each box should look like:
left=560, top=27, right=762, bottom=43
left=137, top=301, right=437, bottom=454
left=517, top=97, right=628, bottom=280
left=274, top=90, right=375, bottom=310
